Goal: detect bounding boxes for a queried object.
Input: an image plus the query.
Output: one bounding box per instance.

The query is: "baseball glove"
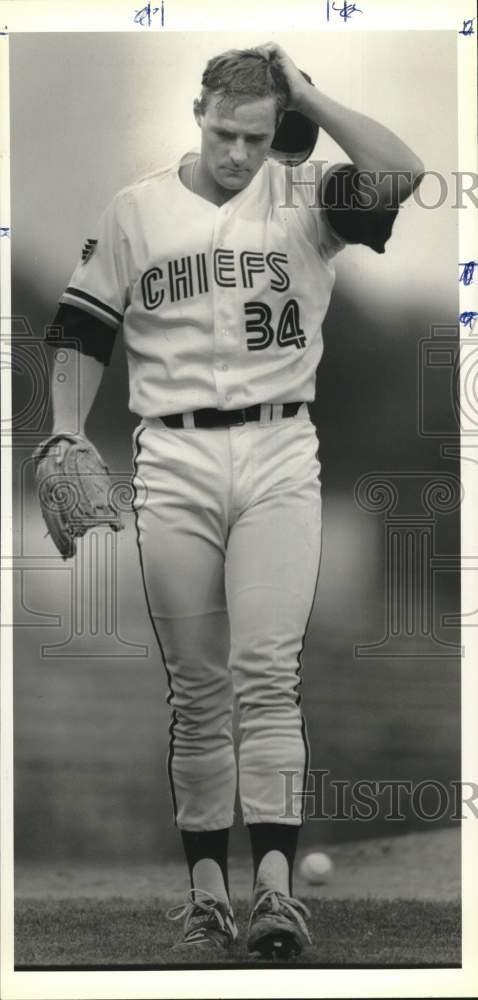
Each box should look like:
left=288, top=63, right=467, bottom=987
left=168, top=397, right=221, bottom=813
left=33, top=433, right=124, bottom=559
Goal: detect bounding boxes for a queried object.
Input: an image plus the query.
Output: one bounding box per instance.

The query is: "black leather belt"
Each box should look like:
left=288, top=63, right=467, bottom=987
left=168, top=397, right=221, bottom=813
left=160, top=402, right=304, bottom=429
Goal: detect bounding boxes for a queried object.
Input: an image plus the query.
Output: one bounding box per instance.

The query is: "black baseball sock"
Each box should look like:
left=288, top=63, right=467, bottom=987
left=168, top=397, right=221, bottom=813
left=181, top=827, right=230, bottom=898
left=247, top=822, right=300, bottom=896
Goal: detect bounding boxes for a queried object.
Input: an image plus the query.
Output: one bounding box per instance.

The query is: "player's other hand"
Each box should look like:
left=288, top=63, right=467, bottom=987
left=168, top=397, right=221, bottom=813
left=257, top=42, right=313, bottom=111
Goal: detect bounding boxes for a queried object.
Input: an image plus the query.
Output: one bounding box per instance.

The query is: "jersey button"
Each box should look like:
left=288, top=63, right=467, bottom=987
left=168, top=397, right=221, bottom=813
left=222, top=363, right=229, bottom=371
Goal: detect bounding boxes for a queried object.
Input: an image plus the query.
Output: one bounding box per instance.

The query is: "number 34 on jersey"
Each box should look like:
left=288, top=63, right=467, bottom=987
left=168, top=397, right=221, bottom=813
left=245, top=299, right=306, bottom=351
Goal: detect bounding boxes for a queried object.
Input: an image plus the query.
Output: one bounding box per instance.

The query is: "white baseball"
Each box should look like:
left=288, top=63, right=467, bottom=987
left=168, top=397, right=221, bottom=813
left=299, top=852, right=334, bottom=884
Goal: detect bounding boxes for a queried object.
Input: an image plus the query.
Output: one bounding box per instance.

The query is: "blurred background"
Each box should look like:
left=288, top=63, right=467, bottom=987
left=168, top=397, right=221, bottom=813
left=11, top=31, right=460, bottom=864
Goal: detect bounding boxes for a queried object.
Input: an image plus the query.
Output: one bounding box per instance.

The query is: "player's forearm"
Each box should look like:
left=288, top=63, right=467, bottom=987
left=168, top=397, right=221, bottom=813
left=51, top=348, right=104, bottom=435
left=296, top=86, right=424, bottom=203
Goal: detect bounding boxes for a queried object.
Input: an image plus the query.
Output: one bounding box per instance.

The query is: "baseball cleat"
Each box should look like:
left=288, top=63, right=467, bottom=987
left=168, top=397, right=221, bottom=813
left=167, top=889, right=238, bottom=951
left=247, top=889, right=312, bottom=959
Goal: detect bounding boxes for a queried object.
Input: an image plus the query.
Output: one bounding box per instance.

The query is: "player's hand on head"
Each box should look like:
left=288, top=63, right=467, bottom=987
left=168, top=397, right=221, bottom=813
left=257, top=42, right=312, bottom=111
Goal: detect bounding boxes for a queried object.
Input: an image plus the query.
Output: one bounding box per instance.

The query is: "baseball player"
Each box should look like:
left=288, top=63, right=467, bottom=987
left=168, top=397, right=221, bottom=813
left=45, top=43, right=423, bottom=957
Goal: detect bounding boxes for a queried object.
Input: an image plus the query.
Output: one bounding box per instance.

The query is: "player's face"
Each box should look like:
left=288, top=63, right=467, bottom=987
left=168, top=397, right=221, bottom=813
left=195, top=94, right=277, bottom=192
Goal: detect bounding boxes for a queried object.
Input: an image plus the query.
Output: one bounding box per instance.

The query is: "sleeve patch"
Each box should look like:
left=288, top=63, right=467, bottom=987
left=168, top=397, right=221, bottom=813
left=81, top=238, right=98, bottom=264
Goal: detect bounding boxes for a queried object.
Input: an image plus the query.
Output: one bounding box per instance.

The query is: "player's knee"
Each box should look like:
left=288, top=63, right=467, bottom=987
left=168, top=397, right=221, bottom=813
left=172, top=700, right=233, bottom=742
left=233, top=661, right=301, bottom=703
left=236, top=684, right=301, bottom=723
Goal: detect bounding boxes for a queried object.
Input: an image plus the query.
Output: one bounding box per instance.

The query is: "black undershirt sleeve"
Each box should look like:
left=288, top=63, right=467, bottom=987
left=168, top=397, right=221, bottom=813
left=46, top=303, right=118, bottom=366
left=322, top=164, right=399, bottom=254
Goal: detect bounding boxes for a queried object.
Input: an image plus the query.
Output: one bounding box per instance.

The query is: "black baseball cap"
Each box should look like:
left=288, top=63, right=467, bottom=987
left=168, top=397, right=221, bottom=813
left=269, top=70, right=319, bottom=166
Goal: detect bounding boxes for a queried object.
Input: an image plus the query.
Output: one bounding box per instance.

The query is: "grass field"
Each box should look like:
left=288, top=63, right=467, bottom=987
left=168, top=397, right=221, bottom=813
left=15, top=897, right=460, bottom=969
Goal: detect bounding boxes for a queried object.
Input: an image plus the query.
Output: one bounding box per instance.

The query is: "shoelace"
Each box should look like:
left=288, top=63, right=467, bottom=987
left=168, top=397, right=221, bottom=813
left=248, top=890, right=312, bottom=943
left=167, top=888, right=231, bottom=939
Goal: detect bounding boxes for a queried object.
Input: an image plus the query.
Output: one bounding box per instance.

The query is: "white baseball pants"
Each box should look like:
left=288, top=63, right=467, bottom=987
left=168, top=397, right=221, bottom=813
left=132, top=406, right=321, bottom=831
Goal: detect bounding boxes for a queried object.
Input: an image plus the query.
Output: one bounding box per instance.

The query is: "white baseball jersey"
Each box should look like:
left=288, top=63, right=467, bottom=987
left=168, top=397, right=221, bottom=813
left=60, top=153, right=346, bottom=417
